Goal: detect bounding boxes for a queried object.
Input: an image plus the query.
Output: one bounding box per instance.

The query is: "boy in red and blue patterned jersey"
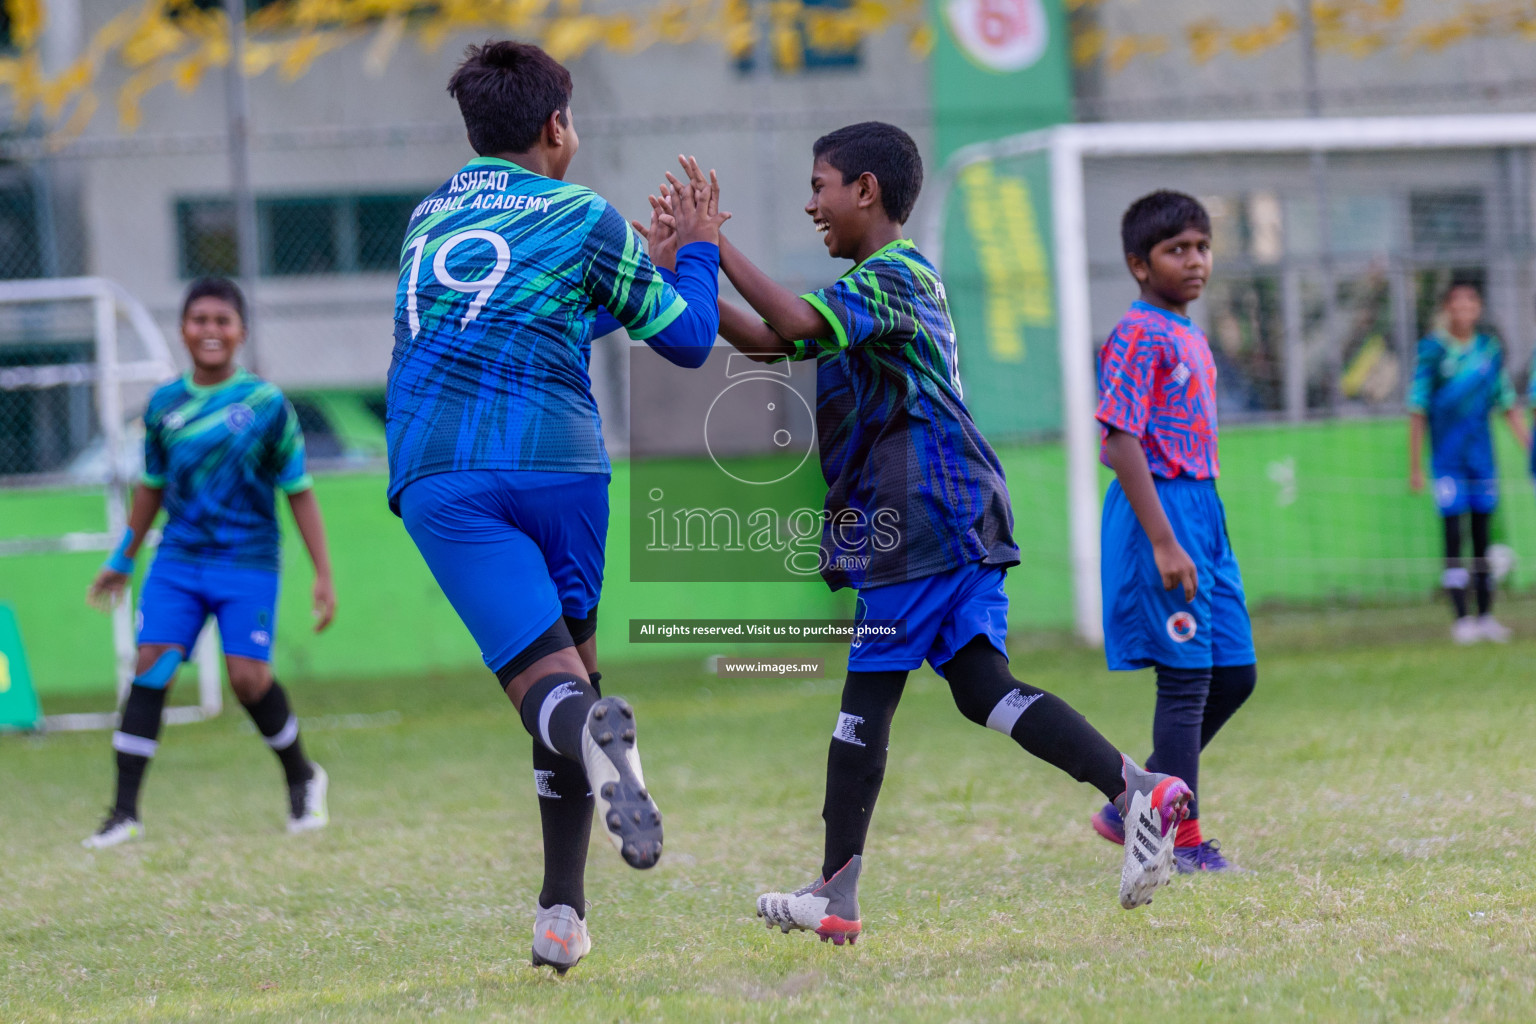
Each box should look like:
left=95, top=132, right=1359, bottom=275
left=699, top=124, right=1193, bottom=943
left=1091, top=190, right=1257, bottom=874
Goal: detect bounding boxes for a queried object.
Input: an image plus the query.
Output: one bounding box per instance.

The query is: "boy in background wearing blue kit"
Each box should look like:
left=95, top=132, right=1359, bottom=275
left=1408, top=282, right=1528, bottom=644
left=1092, top=191, right=1256, bottom=874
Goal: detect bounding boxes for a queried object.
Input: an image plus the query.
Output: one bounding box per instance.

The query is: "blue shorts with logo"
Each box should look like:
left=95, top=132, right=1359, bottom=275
left=848, top=561, right=1009, bottom=677
left=399, top=469, right=608, bottom=673
left=1432, top=442, right=1498, bottom=515
left=1101, top=476, right=1255, bottom=671
left=137, top=556, right=280, bottom=662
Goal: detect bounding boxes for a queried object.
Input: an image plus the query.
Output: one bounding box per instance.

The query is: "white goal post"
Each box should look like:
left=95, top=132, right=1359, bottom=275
left=923, top=112, right=1536, bottom=644
left=0, top=276, right=221, bottom=730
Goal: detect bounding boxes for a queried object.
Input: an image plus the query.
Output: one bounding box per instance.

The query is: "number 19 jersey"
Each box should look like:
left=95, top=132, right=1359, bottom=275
left=386, top=156, right=686, bottom=512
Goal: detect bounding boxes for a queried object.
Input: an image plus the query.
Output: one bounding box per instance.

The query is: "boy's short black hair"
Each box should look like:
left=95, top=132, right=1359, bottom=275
left=447, top=40, right=572, bottom=157
left=181, top=277, right=245, bottom=323
left=1444, top=279, right=1482, bottom=301
left=1121, top=190, right=1211, bottom=262
left=812, top=122, right=924, bottom=224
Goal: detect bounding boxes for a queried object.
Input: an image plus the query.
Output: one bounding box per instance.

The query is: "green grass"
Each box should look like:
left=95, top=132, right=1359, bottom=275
left=4, top=609, right=1535, bottom=1022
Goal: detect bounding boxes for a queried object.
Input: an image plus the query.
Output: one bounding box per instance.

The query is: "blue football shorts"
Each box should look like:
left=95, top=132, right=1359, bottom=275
left=137, top=557, right=280, bottom=662
left=399, top=469, right=608, bottom=673
left=1431, top=442, right=1499, bottom=516
left=847, top=560, right=1010, bottom=677
left=1100, top=475, right=1255, bottom=671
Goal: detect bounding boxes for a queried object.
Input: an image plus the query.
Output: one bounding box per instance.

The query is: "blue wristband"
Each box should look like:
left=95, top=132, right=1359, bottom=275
left=105, top=529, right=136, bottom=575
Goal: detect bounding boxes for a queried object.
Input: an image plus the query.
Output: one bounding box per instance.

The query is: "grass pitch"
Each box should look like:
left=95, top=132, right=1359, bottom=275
left=4, top=604, right=1535, bottom=1022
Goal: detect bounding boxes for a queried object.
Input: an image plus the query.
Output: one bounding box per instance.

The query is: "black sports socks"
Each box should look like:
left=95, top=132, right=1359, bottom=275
left=943, top=638, right=1125, bottom=801
left=112, top=683, right=167, bottom=818
left=534, top=672, right=602, bottom=917
left=1144, top=663, right=1256, bottom=819
left=518, top=672, right=599, bottom=761
left=242, top=681, right=314, bottom=787
left=1471, top=510, right=1493, bottom=616
left=1442, top=513, right=1494, bottom=618
left=821, top=670, right=906, bottom=881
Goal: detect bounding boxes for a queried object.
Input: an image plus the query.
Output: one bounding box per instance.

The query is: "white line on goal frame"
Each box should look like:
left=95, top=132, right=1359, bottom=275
left=924, top=112, right=1536, bottom=644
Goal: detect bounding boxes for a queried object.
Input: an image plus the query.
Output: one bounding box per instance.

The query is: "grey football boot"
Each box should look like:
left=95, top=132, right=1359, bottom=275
left=756, top=855, right=862, bottom=945
left=531, top=903, right=591, bottom=973
left=1116, top=757, right=1193, bottom=909
left=581, top=697, right=663, bottom=869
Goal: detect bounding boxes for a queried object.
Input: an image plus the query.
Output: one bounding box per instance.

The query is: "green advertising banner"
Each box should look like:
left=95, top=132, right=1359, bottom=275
left=930, top=0, right=1072, bottom=438
left=0, top=603, right=42, bottom=731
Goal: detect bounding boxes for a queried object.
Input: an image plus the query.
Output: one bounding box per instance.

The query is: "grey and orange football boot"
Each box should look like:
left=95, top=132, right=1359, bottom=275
left=756, top=855, right=862, bottom=945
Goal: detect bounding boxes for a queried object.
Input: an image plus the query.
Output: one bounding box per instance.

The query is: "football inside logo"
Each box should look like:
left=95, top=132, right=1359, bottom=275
left=944, top=0, right=1050, bottom=73
left=225, top=403, right=256, bottom=432
left=1165, top=611, right=1197, bottom=643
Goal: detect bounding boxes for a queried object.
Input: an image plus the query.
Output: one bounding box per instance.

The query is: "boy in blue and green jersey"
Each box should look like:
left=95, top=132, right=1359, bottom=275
left=704, top=122, right=1193, bottom=942
left=1407, top=282, right=1528, bottom=643
left=384, top=40, right=727, bottom=973
left=85, top=277, right=337, bottom=849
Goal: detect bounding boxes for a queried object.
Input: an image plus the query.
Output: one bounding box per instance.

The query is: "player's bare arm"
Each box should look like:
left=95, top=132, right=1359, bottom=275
left=287, top=488, right=336, bottom=633
left=87, top=483, right=163, bottom=611
left=1102, top=428, right=1198, bottom=601
left=1503, top=405, right=1530, bottom=453
left=717, top=236, right=831, bottom=344
left=1407, top=411, right=1426, bottom=493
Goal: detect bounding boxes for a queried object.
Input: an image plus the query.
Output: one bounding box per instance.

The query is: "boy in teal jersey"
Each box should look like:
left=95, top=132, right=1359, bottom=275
left=1408, top=282, right=1528, bottom=643
left=649, top=123, right=1193, bottom=943
left=85, top=278, right=336, bottom=848
left=386, top=40, right=727, bottom=973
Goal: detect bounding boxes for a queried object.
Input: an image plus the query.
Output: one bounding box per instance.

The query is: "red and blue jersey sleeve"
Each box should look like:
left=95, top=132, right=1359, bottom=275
left=1096, top=304, right=1219, bottom=479
left=1096, top=320, right=1157, bottom=439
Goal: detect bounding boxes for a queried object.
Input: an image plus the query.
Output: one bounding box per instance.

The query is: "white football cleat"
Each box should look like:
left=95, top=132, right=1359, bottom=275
left=82, top=810, right=143, bottom=849
left=581, top=698, right=662, bottom=869
left=1116, top=758, right=1192, bottom=910
left=287, top=763, right=329, bottom=834
left=756, top=855, right=862, bottom=944
left=531, top=903, right=591, bottom=973
left=1451, top=617, right=1481, bottom=645
left=1477, top=615, right=1511, bottom=643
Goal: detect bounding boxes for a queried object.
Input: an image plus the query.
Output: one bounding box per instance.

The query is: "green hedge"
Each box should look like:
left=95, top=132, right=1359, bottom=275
left=4, top=417, right=1530, bottom=695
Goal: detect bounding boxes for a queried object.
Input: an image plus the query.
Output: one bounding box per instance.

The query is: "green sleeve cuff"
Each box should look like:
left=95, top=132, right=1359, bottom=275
left=280, top=474, right=314, bottom=495
left=801, top=292, right=848, bottom=351
left=625, top=295, right=687, bottom=341
left=142, top=473, right=165, bottom=488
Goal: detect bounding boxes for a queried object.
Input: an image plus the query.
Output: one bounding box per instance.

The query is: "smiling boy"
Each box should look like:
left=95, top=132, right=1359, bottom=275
left=702, top=123, right=1193, bottom=942
left=1091, top=191, right=1257, bottom=874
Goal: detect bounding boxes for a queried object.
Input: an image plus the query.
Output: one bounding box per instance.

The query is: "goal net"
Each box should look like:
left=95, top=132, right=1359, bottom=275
left=924, top=114, right=1536, bottom=641
left=0, top=277, right=221, bottom=730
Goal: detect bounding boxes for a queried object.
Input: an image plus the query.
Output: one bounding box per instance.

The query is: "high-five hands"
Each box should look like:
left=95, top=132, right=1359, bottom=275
left=632, top=155, right=728, bottom=270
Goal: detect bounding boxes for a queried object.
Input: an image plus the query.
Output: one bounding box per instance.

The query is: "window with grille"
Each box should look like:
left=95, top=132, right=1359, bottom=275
left=176, top=192, right=423, bottom=279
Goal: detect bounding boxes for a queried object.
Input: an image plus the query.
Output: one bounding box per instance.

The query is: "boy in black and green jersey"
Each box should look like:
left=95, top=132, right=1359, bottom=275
left=652, top=123, right=1194, bottom=941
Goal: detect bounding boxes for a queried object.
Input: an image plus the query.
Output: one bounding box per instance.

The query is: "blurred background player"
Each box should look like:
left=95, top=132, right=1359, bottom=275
left=692, top=122, right=1192, bottom=943
left=1092, top=191, right=1257, bottom=875
left=83, top=277, right=336, bottom=848
left=384, top=41, right=727, bottom=973
left=1407, top=281, right=1529, bottom=643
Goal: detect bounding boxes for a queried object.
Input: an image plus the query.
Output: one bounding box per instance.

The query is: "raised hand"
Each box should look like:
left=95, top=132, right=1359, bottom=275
left=669, top=154, right=730, bottom=248
left=632, top=184, right=680, bottom=271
